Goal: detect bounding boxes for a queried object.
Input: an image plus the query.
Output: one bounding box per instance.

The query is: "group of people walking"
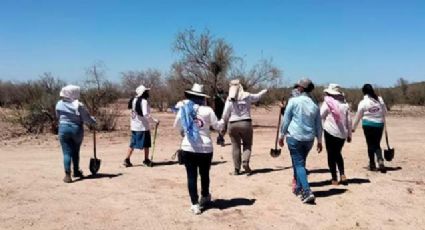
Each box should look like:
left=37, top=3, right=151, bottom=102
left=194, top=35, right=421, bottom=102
left=56, top=78, right=390, bottom=214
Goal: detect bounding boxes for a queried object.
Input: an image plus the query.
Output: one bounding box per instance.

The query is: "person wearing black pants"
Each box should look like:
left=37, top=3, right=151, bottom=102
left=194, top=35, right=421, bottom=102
left=320, top=84, right=352, bottom=185
left=353, top=84, right=387, bottom=173
left=174, top=83, right=223, bottom=215
left=324, top=130, right=346, bottom=183
left=183, top=151, right=213, bottom=205
left=362, top=126, right=384, bottom=171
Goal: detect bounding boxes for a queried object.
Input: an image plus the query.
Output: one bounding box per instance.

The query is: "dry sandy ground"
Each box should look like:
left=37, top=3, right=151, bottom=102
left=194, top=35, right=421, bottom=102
left=1, top=107, right=425, bottom=230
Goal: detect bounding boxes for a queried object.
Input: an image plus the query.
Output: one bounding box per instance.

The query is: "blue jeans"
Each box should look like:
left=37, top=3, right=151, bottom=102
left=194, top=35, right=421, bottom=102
left=286, top=136, right=314, bottom=193
left=58, top=123, right=84, bottom=173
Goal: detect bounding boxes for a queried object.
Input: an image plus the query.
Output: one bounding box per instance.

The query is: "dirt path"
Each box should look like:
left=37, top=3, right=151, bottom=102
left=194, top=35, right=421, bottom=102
left=1, top=108, right=424, bottom=230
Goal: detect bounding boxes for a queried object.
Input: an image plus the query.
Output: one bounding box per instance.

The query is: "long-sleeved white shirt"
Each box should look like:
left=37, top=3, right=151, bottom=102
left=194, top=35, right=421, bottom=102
left=320, top=101, right=352, bottom=139
left=353, top=95, right=386, bottom=130
left=174, top=102, right=223, bottom=153
left=221, top=89, right=267, bottom=123
left=130, top=98, right=158, bottom=131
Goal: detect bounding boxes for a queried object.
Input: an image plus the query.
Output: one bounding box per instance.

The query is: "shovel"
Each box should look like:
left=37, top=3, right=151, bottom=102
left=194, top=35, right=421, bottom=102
left=89, top=127, right=101, bottom=175
left=149, top=123, right=159, bottom=167
left=270, top=109, right=282, bottom=158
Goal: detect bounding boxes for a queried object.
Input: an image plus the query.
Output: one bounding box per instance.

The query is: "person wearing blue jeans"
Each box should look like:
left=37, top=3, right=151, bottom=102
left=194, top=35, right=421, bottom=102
left=56, top=85, right=96, bottom=183
left=59, top=123, right=84, bottom=175
left=279, top=79, right=323, bottom=204
left=286, top=137, right=314, bottom=196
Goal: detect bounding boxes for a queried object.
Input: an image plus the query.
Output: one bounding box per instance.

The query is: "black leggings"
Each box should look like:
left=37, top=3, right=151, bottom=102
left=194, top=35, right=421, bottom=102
left=183, top=151, right=213, bottom=205
left=362, top=126, right=384, bottom=164
left=324, top=130, right=346, bottom=180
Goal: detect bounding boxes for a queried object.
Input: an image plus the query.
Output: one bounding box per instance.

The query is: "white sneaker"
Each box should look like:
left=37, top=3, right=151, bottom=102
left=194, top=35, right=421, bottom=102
left=199, top=194, right=211, bottom=208
left=190, top=204, right=202, bottom=215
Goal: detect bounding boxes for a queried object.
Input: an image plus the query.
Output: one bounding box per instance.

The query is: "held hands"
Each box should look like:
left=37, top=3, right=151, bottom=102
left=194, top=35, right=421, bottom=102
left=317, top=142, right=323, bottom=153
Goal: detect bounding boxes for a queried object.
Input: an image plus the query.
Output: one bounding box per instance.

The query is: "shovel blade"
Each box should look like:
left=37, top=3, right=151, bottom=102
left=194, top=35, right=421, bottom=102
left=270, top=148, right=282, bottom=158
left=89, top=158, right=101, bottom=175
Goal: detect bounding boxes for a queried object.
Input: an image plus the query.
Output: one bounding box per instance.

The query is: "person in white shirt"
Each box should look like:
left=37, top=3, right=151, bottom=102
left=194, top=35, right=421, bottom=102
left=123, top=85, right=159, bottom=167
left=174, top=83, right=223, bottom=215
left=352, top=84, right=387, bottom=173
left=221, top=79, right=267, bottom=175
left=320, top=84, right=352, bottom=185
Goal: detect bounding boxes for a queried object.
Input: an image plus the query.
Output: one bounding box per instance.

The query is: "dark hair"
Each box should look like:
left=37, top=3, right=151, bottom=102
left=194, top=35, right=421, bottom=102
left=362, top=84, right=378, bottom=101
left=304, top=82, right=315, bottom=93
left=141, top=91, right=149, bottom=99
left=185, top=92, right=205, bottom=105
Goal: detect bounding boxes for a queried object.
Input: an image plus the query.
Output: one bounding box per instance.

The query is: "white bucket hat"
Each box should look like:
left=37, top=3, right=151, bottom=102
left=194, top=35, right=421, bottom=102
left=324, top=83, right=343, bottom=95
left=60, top=85, right=80, bottom=101
left=185, top=83, right=210, bottom=98
left=136, top=85, right=150, bottom=97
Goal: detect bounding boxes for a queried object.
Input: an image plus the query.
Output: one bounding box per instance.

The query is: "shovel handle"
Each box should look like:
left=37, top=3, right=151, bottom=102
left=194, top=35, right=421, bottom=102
left=93, top=127, right=97, bottom=159
left=275, top=110, right=282, bottom=149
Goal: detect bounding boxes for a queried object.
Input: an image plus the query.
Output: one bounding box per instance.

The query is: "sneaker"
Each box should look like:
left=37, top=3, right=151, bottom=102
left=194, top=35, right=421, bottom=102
left=73, top=169, right=84, bottom=178
left=143, top=159, right=153, bottom=167
left=199, top=194, right=211, bottom=208
left=190, top=204, right=202, bottom=215
left=293, top=188, right=303, bottom=198
left=301, top=191, right=315, bottom=204
left=63, top=173, right=72, bottom=183
left=123, top=158, right=133, bottom=167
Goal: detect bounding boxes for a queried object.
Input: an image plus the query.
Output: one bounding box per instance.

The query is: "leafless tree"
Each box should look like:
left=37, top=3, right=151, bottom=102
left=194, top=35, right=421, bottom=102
left=172, top=29, right=233, bottom=98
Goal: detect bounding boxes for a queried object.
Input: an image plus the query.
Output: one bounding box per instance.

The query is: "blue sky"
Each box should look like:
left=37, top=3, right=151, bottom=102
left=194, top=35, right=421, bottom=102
left=0, top=0, right=424, bottom=87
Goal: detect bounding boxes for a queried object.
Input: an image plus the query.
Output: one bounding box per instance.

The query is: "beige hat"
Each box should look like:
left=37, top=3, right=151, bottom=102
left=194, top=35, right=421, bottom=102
left=136, top=85, right=150, bottom=97
left=185, top=83, right=210, bottom=98
left=324, top=83, right=343, bottom=95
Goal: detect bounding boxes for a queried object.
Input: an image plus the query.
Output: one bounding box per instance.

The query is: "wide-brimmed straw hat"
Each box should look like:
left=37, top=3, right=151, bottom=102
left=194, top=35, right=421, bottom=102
left=136, top=85, right=150, bottom=97
left=185, top=83, right=210, bottom=98
left=324, top=83, right=343, bottom=95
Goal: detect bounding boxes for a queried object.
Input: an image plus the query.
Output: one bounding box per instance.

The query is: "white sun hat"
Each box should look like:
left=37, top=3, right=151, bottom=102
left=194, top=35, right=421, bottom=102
left=324, top=83, right=343, bottom=95
left=136, top=85, right=150, bottom=97
left=185, top=83, right=210, bottom=98
left=60, top=85, right=80, bottom=101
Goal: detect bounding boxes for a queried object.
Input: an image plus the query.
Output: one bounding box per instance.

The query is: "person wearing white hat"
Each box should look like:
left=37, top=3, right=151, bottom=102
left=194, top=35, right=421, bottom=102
left=220, top=79, right=268, bottom=175
left=174, top=83, right=223, bottom=215
left=56, top=85, right=96, bottom=183
left=124, top=84, right=159, bottom=167
left=320, top=83, right=352, bottom=185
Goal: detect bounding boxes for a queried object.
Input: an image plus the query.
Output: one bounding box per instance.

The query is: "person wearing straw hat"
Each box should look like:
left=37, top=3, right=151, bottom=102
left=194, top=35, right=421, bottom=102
left=123, top=84, right=159, bottom=167
left=56, top=85, right=96, bottom=183
left=220, top=79, right=268, bottom=175
left=278, top=78, right=322, bottom=204
left=320, top=83, right=352, bottom=185
left=174, top=83, right=223, bottom=215
left=352, top=84, right=387, bottom=173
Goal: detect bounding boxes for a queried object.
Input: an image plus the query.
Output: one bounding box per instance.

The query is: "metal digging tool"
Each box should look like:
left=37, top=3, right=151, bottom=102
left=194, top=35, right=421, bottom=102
left=89, top=127, right=101, bottom=175
left=149, top=123, right=159, bottom=167
left=270, top=110, right=282, bottom=158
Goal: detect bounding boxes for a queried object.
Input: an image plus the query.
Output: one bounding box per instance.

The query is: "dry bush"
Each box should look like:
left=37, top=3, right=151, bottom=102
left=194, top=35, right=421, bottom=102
left=2, top=74, right=64, bottom=134
left=81, top=63, right=121, bottom=131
